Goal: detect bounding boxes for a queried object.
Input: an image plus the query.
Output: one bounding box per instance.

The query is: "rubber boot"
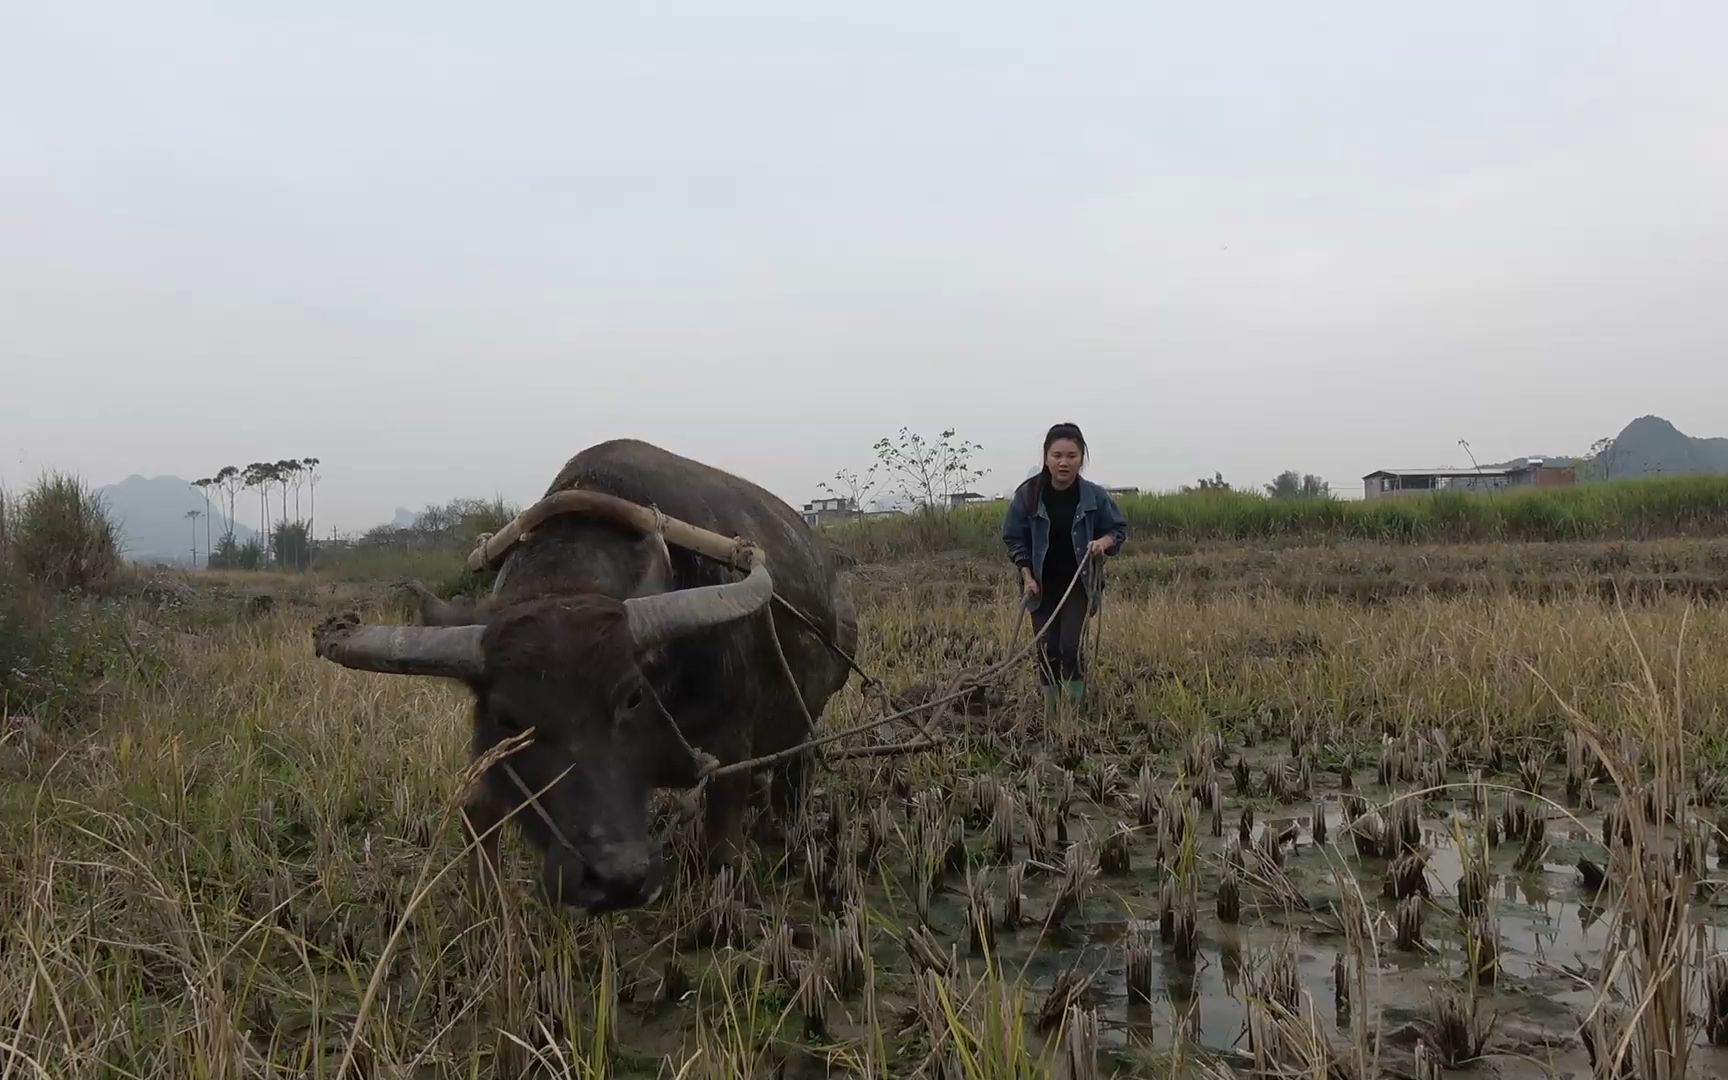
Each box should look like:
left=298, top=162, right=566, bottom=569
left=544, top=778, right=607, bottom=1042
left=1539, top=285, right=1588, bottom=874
left=1063, top=680, right=1086, bottom=715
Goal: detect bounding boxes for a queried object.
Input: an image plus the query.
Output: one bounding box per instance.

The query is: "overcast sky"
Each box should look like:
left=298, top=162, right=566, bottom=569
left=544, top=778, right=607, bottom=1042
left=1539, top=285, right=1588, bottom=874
left=4, top=3, right=1726, bottom=531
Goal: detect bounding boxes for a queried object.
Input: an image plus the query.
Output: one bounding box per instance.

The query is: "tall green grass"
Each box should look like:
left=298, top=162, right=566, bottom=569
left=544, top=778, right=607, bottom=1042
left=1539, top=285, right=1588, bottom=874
left=830, top=475, right=1728, bottom=561
left=5, top=469, right=120, bottom=591
left=0, top=475, right=128, bottom=718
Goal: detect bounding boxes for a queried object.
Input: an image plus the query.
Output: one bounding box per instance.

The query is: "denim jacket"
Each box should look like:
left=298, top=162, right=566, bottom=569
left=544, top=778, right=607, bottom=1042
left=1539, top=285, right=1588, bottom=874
left=1001, top=477, right=1129, bottom=595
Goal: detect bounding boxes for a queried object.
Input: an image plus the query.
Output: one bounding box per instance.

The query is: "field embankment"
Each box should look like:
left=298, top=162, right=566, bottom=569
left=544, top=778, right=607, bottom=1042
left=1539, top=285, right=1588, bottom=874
left=831, top=475, right=1728, bottom=563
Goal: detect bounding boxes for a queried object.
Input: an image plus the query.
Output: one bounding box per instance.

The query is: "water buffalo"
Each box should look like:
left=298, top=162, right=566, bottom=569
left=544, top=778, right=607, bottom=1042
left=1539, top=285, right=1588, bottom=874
left=313, top=439, right=857, bottom=912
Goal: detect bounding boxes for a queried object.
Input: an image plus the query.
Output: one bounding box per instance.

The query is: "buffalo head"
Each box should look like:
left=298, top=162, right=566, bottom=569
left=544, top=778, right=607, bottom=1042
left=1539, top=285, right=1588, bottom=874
left=314, top=554, right=770, bottom=912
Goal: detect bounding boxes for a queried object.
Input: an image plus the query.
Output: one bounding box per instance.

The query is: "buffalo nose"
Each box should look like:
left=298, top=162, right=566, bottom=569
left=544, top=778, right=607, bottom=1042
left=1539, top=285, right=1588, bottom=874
left=542, top=844, right=663, bottom=912
left=585, top=843, right=661, bottom=908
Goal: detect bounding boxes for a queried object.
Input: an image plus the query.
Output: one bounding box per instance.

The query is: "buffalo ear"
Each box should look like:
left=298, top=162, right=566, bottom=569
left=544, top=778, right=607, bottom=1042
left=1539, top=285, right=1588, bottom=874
left=399, top=580, right=493, bottom=627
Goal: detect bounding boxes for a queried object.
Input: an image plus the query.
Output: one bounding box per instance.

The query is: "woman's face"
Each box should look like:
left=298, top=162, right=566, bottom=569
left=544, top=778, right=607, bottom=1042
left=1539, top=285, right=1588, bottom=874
left=1045, top=438, right=1084, bottom=488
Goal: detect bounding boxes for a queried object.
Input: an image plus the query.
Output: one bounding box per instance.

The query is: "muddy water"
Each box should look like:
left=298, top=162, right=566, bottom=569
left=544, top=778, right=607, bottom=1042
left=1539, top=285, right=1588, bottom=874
left=602, top=754, right=1728, bottom=1079
left=960, top=767, right=1728, bottom=1079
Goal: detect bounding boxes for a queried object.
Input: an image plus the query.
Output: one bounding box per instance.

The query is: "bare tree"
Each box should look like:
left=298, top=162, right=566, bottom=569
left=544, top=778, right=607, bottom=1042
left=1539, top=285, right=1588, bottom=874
left=273, top=459, right=300, bottom=529
left=213, top=466, right=244, bottom=545
left=871, top=427, right=987, bottom=510
left=1585, top=435, right=1619, bottom=481
left=818, top=465, right=880, bottom=521
left=301, top=457, right=322, bottom=543
left=243, top=463, right=273, bottom=551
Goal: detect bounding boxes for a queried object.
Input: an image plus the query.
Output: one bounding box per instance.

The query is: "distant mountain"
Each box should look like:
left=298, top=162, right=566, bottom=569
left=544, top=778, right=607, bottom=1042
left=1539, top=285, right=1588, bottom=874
left=1600, top=415, right=1728, bottom=479
left=96, top=475, right=255, bottom=565
left=1480, top=416, right=1727, bottom=481
left=390, top=507, right=419, bottom=529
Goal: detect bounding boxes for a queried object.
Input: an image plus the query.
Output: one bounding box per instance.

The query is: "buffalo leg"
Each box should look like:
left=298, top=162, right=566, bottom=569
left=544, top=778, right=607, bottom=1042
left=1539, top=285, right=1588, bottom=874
left=704, top=770, right=751, bottom=871
left=769, top=749, right=812, bottom=827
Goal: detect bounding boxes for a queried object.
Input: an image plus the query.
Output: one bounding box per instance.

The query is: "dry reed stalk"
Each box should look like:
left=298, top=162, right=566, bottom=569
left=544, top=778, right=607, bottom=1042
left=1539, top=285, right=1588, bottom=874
left=1045, top=840, right=1094, bottom=927
left=766, top=920, right=800, bottom=985
left=1467, top=911, right=1500, bottom=987
left=1244, top=949, right=1338, bottom=1079
left=1330, top=856, right=1383, bottom=1080
left=795, top=956, right=828, bottom=1040
left=1187, top=732, right=1221, bottom=776
left=1519, top=752, right=1545, bottom=797
left=829, top=905, right=869, bottom=997
left=1514, top=815, right=1549, bottom=874
left=1428, top=987, right=1494, bottom=1067
left=1135, top=763, right=1159, bottom=828
left=1036, top=957, right=1096, bottom=1034
left=698, top=866, right=750, bottom=948
left=902, top=924, right=953, bottom=978
left=1393, top=793, right=1422, bottom=851
left=1083, top=761, right=1121, bottom=807
left=1217, top=870, right=1242, bottom=924
left=1706, top=956, right=1728, bottom=1046
left=1172, top=881, right=1199, bottom=963
left=1098, top=823, right=1131, bottom=876
left=1233, top=756, right=1253, bottom=795
left=1125, top=930, right=1154, bottom=1005
left=1350, top=811, right=1388, bottom=859
left=1535, top=607, right=1701, bottom=1080
left=1059, top=1005, right=1100, bottom=1080
left=991, top=786, right=1016, bottom=865
left=1395, top=896, right=1425, bottom=952
left=1000, top=862, right=1026, bottom=930
left=1383, top=850, right=1430, bottom=901
left=1026, top=795, right=1058, bottom=868
left=966, top=879, right=994, bottom=957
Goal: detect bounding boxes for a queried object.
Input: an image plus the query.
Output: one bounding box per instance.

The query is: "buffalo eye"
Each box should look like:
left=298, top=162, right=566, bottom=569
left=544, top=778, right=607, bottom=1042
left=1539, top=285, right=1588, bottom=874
left=622, top=686, right=646, bottom=712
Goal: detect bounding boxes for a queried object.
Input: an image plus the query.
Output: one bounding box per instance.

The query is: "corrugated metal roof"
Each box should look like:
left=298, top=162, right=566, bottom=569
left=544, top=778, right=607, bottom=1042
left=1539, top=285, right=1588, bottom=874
left=1362, top=467, right=1522, bottom=479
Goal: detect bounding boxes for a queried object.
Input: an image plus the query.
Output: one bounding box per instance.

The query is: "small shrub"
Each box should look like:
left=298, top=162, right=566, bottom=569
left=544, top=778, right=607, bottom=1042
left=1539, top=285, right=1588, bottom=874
left=235, top=540, right=264, bottom=570
left=10, top=471, right=119, bottom=592
left=0, top=562, right=124, bottom=719
left=207, top=534, right=241, bottom=569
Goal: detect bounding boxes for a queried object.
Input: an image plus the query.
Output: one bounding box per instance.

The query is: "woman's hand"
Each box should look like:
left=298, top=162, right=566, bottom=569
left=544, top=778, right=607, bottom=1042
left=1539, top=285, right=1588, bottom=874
left=1021, top=567, right=1040, bottom=601
left=1087, top=536, right=1116, bottom=557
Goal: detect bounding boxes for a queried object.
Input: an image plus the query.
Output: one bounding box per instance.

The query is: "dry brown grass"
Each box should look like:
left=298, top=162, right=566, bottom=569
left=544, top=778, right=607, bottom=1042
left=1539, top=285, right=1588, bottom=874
left=4, top=545, right=1728, bottom=1077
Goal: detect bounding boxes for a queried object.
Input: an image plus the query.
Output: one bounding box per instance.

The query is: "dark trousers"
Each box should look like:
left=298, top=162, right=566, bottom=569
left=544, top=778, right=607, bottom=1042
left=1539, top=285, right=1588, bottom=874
left=1032, top=583, right=1089, bottom=686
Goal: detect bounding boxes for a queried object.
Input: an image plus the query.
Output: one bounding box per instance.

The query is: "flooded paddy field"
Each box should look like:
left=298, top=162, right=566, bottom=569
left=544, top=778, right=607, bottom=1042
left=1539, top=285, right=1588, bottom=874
left=6, top=548, right=1728, bottom=1078
left=610, top=729, right=1728, bottom=1080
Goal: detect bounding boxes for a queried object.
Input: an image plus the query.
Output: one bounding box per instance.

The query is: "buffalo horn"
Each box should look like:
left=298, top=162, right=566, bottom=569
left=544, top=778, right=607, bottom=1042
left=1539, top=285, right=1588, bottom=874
left=624, top=552, right=773, bottom=648
left=313, top=613, right=486, bottom=679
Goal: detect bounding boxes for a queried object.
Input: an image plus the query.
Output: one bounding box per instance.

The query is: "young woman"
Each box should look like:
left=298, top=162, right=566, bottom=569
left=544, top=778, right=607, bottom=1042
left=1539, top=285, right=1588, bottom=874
left=1000, top=423, right=1128, bottom=717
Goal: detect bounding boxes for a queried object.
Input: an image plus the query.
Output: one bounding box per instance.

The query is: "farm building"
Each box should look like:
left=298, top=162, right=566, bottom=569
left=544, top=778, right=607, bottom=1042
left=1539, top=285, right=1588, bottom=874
left=1362, top=460, right=1576, bottom=500
left=801, top=496, right=857, bottom=527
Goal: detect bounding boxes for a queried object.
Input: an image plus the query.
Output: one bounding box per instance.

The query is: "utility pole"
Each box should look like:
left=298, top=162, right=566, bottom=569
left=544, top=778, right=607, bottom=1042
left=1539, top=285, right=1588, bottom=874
left=185, top=509, right=204, bottom=567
